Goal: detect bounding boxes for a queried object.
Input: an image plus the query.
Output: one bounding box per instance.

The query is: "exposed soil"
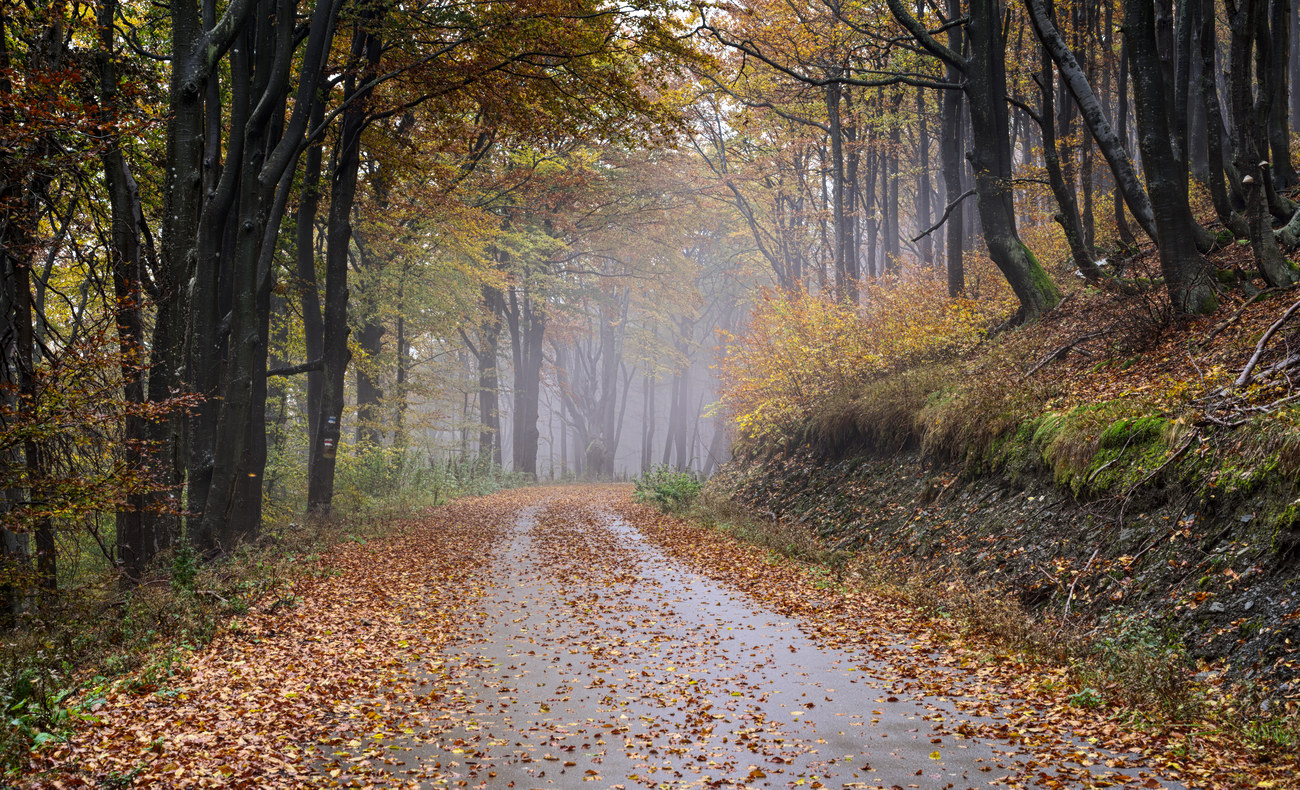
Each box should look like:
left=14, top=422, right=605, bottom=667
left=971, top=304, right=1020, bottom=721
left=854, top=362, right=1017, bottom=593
left=713, top=447, right=1300, bottom=709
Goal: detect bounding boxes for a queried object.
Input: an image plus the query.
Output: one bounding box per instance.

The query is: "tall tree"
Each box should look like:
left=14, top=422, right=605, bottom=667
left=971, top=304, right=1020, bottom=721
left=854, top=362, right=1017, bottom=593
left=887, top=0, right=1062, bottom=320
left=1124, top=0, right=1218, bottom=313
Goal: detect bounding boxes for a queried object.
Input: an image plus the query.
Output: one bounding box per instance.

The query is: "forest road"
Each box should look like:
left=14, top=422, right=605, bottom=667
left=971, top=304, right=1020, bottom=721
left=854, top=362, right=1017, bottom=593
left=334, top=486, right=1183, bottom=790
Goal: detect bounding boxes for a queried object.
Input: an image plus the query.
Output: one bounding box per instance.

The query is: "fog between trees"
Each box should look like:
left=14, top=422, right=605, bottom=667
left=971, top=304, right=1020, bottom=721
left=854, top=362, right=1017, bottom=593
left=2, top=0, right=1299, bottom=608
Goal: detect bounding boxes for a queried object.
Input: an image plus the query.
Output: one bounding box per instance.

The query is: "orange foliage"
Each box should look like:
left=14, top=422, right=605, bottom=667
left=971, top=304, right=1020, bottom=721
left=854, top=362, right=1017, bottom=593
left=719, top=276, right=1006, bottom=441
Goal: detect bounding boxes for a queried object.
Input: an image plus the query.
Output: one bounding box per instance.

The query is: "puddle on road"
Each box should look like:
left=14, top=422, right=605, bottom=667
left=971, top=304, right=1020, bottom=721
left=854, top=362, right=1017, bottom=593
left=347, top=498, right=1179, bottom=789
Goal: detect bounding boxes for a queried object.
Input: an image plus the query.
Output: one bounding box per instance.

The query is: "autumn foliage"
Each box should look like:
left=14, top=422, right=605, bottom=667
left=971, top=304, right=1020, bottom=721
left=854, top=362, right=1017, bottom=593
left=720, top=276, right=1005, bottom=442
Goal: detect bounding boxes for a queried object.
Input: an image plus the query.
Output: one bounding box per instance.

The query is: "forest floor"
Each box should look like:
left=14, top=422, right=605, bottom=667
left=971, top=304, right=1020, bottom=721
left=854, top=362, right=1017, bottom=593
left=22, top=486, right=1293, bottom=789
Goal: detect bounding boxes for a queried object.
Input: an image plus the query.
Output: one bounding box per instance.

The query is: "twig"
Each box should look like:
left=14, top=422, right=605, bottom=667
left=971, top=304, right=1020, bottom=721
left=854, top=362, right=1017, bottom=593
left=1082, top=430, right=1144, bottom=492
left=1235, top=391, right=1300, bottom=413
left=1198, top=412, right=1249, bottom=428
left=1235, top=295, right=1300, bottom=387
left=1117, top=435, right=1198, bottom=527
left=1061, top=547, right=1100, bottom=625
left=196, top=590, right=231, bottom=605
left=1024, top=331, right=1105, bottom=379
left=1262, top=351, right=1300, bottom=377
left=1036, top=565, right=1063, bottom=590
left=1197, top=287, right=1278, bottom=350
left=912, top=189, right=976, bottom=242
left=1187, top=348, right=1206, bottom=387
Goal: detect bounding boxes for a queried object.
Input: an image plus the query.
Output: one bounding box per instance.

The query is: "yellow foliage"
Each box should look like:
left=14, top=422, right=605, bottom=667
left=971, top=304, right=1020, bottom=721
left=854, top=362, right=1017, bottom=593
left=720, top=277, right=1002, bottom=441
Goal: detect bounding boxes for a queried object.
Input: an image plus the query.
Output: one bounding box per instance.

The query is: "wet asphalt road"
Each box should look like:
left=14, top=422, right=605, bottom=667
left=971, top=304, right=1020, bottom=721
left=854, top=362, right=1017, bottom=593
left=351, top=492, right=1181, bottom=789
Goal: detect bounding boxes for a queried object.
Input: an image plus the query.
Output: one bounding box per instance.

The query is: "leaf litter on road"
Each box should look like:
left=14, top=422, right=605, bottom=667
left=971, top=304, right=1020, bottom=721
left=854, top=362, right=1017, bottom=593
left=26, top=485, right=1291, bottom=788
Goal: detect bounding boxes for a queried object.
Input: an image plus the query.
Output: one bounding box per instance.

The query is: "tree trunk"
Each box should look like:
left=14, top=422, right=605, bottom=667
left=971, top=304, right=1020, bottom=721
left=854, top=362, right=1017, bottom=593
left=965, top=0, right=1061, bottom=320
left=1226, top=0, right=1300, bottom=286
left=942, top=0, right=965, bottom=296
left=1114, top=38, right=1138, bottom=247
left=864, top=148, right=880, bottom=279
left=1201, top=0, right=1250, bottom=236
left=353, top=231, right=385, bottom=447
left=1125, top=0, right=1219, bottom=313
left=99, top=1, right=152, bottom=576
left=673, top=370, right=691, bottom=471
left=885, top=90, right=902, bottom=269
left=1291, top=0, right=1300, bottom=132
left=12, top=214, right=55, bottom=596
left=354, top=320, right=385, bottom=445
left=1036, top=14, right=1106, bottom=284
left=296, top=96, right=326, bottom=455
left=844, top=113, right=862, bottom=291
left=197, top=1, right=280, bottom=552
left=641, top=371, right=655, bottom=473
left=1026, top=0, right=1159, bottom=244
left=392, top=292, right=409, bottom=449
left=192, top=0, right=336, bottom=540
left=916, top=86, right=935, bottom=268
left=505, top=284, right=546, bottom=478
left=186, top=12, right=248, bottom=551
left=154, top=0, right=229, bottom=551
left=307, top=20, right=379, bottom=512
left=471, top=293, right=504, bottom=466
left=1268, top=0, right=1296, bottom=186
left=827, top=80, right=850, bottom=299
left=1188, top=9, right=1210, bottom=182
left=1172, top=0, right=1194, bottom=173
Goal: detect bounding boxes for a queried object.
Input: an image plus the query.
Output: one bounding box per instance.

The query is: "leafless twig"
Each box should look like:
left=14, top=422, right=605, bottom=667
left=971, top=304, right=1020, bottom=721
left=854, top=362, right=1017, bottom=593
left=1024, top=331, right=1105, bottom=379
left=1060, top=547, right=1100, bottom=626
left=1235, top=295, right=1300, bottom=387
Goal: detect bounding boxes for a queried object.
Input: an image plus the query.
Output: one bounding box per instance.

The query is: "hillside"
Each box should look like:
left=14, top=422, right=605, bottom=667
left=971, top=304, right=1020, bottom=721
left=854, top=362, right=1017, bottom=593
left=711, top=242, right=1300, bottom=729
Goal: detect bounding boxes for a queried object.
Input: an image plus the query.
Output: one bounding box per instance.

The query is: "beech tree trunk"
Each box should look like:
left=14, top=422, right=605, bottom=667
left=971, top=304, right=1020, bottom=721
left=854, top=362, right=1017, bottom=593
left=1225, top=0, right=1299, bottom=286
left=886, top=0, right=1059, bottom=318
left=505, top=282, right=546, bottom=478
left=1291, top=0, right=1300, bottom=131
left=99, top=1, right=154, bottom=576
left=1268, top=0, right=1296, bottom=186
left=641, top=372, right=655, bottom=473
left=916, top=86, right=934, bottom=268
left=942, top=0, right=965, bottom=296
left=1026, top=0, right=1159, bottom=244
left=198, top=0, right=338, bottom=545
left=1125, top=0, right=1219, bottom=313
left=964, top=0, right=1060, bottom=320
left=468, top=288, right=504, bottom=466
left=156, top=0, right=243, bottom=551
left=885, top=89, right=902, bottom=269
left=1114, top=38, right=1138, bottom=247
left=827, top=80, right=851, bottom=299
left=1036, top=12, right=1105, bottom=284
left=1200, top=0, right=1250, bottom=236
left=308, top=17, right=379, bottom=513
left=295, top=97, right=326, bottom=452
left=353, top=237, right=385, bottom=446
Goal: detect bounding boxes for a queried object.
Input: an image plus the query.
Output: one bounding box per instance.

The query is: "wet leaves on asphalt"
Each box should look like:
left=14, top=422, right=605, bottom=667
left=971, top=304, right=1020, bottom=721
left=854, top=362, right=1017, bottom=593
left=27, top=487, right=1293, bottom=789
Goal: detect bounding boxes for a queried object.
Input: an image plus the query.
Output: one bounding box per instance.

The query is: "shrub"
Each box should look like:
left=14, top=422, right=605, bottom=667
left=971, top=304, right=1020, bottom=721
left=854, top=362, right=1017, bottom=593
left=634, top=466, right=703, bottom=513
left=719, top=278, right=1003, bottom=445
left=1075, top=614, right=1203, bottom=720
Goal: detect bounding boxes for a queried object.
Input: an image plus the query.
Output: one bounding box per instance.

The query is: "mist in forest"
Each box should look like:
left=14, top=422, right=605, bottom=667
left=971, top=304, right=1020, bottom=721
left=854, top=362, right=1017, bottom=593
left=5, top=0, right=1300, bottom=609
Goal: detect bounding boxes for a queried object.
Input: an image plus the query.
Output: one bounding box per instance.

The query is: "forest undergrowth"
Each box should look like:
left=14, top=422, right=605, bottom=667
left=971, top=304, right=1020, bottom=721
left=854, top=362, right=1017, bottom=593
left=0, top=454, right=525, bottom=777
